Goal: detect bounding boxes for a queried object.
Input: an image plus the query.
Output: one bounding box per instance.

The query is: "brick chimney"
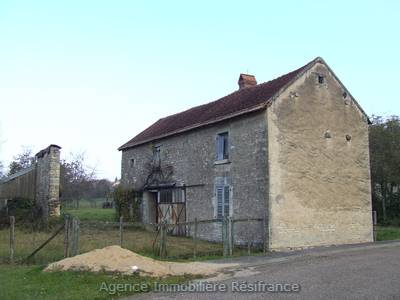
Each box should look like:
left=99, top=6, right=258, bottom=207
left=238, top=74, right=257, bottom=90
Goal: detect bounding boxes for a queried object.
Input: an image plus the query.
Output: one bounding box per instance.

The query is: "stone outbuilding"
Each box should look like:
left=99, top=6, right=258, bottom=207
left=119, top=57, right=373, bottom=250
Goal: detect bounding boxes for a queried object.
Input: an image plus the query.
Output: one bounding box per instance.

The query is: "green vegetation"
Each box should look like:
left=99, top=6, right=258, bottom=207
left=369, top=116, right=400, bottom=225
left=377, top=226, right=400, bottom=241
left=64, top=208, right=115, bottom=222
left=113, top=186, right=141, bottom=222
left=0, top=264, right=197, bottom=300
left=62, top=198, right=116, bottom=221
left=62, top=198, right=109, bottom=210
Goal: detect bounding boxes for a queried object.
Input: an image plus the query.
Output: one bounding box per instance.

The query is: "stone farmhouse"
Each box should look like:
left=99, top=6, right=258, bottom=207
left=119, top=57, right=373, bottom=250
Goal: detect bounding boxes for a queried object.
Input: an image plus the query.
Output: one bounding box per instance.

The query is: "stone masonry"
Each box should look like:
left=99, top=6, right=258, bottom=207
left=0, top=144, right=61, bottom=220
left=121, top=112, right=268, bottom=244
left=119, top=57, right=373, bottom=250
left=35, top=144, right=61, bottom=218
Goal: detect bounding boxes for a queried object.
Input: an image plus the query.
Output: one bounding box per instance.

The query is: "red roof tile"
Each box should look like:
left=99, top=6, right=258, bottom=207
left=119, top=58, right=317, bottom=150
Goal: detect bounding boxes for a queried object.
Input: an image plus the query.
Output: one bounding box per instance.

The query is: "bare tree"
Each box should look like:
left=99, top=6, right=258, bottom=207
left=60, top=152, right=98, bottom=208
left=0, top=161, right=5, bottom=179
left=7, top=146, right=35, bottom=176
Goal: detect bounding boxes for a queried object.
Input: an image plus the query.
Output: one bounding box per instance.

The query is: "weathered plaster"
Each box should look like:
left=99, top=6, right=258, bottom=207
left=267, top=62, right=373, bottom=250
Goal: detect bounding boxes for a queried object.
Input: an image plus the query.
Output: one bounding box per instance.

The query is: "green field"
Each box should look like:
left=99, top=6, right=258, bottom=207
left=63, top=198, right=116, bottom=221
left=0, top=264, right=196, bottom=300
left=376, top=226, right=400, bottom=241
left=64, top=208, right=116, bottom=222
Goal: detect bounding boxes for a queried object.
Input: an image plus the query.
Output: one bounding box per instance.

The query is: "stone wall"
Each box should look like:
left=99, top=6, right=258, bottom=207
left=35, top=145, right=61, bottom=218
left=0, top=144, right=61, bottom=219
left=121, top=61, right=373, bottom=250
left=121, top=111, right=268, bottom=244
left=267, top=62, right=373, bottom=250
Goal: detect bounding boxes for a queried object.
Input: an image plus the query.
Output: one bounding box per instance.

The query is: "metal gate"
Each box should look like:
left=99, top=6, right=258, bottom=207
left=157, top=188, right=186, bottom=236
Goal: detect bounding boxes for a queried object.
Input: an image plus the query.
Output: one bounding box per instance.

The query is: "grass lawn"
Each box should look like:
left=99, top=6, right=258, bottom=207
left=376, top=226, right=400, bottom=241
left=63, top=198, right=116, bottom=222
left=64, top=208, right=116, bottom=222
left=0, top=264, right=197, bottom=300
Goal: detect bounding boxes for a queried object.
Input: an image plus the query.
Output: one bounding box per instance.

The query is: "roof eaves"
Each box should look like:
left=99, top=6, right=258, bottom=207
left=118, top=102, right=269, bottom=150
left=118, top=57, right=321, bottom=151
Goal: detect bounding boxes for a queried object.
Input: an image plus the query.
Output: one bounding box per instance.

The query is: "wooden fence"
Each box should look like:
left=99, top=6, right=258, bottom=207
left=0, top=167, right=36, bottom=203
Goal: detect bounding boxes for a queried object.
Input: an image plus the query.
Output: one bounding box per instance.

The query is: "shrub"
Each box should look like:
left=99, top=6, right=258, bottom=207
left=0, top=197, right=46, bottom=229
left=113, top=186, right=142, bottom=222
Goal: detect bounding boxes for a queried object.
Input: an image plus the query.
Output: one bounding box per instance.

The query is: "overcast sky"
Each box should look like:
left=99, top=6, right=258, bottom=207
left=0, top=0, right=399, bottom=180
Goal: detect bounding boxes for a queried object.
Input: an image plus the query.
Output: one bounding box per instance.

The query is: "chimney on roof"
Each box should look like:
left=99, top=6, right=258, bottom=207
left=238, top=74, right=257, bottom=90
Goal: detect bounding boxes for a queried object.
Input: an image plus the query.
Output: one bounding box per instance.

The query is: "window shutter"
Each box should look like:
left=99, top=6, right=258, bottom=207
left=216, top=186, right=223, bottom=218
left=223, top=186, right=230, bottom=216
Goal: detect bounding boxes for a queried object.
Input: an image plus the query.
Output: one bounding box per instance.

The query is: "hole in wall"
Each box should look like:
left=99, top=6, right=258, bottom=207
left=346, top=134, right=352, bottom=142
left=324, top=130, right=332, bottom=139
left=318, top=75, right=325, bottom=84
left=343, top=92, right=347, bottom=99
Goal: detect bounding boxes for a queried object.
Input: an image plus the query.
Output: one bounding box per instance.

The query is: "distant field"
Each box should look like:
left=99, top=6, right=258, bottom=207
left=62, top=198, right=115, bottom=221
left=62, top=198, right=109, bottom=209
left=377, top=226, right=400, bottom=241
left=64, top=208, right=116, bottom=222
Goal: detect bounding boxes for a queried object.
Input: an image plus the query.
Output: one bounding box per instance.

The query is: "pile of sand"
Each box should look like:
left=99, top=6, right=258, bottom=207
left=45, top=245, right=237, bottom=277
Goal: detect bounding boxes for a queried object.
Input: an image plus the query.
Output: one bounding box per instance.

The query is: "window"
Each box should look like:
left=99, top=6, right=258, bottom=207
left=153, top=145, right=161, bottom=164
left=216, top=185, right=230, bottom=218
left=158, top=189, right=185, bottom=203
left=129, top=158, right=135, bottom=168
left=159, top=189, right=173, bottom=203
left=318, top=75, right=325, bottom=84
left=216, top=132, right=229, bottom=161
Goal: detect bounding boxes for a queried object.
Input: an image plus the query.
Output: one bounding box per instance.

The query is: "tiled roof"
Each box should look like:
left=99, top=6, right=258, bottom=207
left=119, top=58, right=318, bottom=150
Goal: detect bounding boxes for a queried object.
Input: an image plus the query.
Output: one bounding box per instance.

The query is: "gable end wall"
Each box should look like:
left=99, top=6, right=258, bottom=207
left=267, top=62, right=373, bottom=250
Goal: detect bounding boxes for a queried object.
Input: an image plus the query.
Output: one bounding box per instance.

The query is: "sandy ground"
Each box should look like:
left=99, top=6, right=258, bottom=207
left=45, top=245, right=237, bottom=277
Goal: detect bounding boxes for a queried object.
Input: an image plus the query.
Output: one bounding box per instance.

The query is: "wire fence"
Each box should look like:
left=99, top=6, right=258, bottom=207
left=0, top=214, right=267, bottom=264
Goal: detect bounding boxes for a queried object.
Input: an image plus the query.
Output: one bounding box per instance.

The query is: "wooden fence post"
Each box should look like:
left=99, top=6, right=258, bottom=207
left=63, top=216, right=70, bottom=258
left=193, top=218, right=198, bottom=258
left=76, top=218, right=80, bottom=255
left=262, top=212, right=267, bottom=254
left=247, top=218, right=251, bottom=255
left=228, top=217, right=233, bottom=256
left=372, top=210, right=377, bottom=241
left=10, top=216, right=15, bottom=264
left=159, top=222, right=167, bottom=258
left=119, top=216, right=123, bottom=247
left=71, top=218, right=76, bottom=256
left=71, top=217, right=80, bottom=256
left=222, top=216, right=228, bottom=257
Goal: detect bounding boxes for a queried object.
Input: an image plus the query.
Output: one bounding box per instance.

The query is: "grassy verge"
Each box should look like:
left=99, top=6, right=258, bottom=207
left=0, top=264, right=197, bottom=300
left=377, top=226, right=400, bottom=241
